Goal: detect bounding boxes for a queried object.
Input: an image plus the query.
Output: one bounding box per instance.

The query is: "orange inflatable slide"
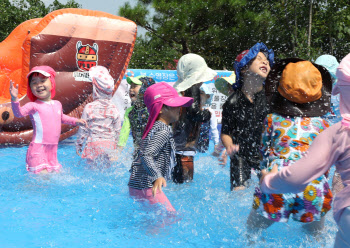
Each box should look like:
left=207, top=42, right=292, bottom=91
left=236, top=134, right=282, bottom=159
left=0, top=9, right=137, bottom=146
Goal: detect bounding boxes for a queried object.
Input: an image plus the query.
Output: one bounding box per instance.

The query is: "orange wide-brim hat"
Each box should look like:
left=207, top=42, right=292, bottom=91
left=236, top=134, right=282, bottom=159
left=265, top=58, right=332, bottom=117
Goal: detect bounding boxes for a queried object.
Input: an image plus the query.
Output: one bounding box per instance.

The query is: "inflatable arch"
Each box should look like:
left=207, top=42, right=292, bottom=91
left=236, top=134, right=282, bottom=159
left=0, top=8, right=137, bottom=146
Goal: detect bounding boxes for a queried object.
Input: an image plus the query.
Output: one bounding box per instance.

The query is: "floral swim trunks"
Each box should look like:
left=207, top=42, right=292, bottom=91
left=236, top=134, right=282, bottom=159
left=253, top=176, right=333, bottom=223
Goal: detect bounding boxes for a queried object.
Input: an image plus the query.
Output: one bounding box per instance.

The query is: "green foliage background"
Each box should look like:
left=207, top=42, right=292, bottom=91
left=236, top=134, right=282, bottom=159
left=0, top=0, right=81, bottom=41
left=1, top=0, right=349, bottom=70
left=119, top=0, right=350, bottom=69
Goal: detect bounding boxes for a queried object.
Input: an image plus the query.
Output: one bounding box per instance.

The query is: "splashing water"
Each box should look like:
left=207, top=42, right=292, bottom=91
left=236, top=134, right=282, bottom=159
left=0, top=136, right=337, bottom=247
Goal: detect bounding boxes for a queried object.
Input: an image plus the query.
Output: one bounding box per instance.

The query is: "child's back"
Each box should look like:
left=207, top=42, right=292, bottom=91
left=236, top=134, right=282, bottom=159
left=253, top=113, right=332, bottom=223
left=81, top=100, right=119, bottom=140
left=248, top=58, right=333, bottom=237
left=76, top=66, right=121, bottom=161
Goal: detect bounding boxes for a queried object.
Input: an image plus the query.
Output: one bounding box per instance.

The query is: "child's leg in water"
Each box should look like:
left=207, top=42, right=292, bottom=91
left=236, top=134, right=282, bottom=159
left=129, top=187, right=176, bottom=212
left=246, top=208, right=275, bottom=234
left=301, top=216, right=325, bottom=236
left=39, top=169, right=49, bottom=174
left=334, top=207, right=350, bottom=248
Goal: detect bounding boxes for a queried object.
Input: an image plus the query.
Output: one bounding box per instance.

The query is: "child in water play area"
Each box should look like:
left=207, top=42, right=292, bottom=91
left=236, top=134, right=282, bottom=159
left=260, top=53, right=350, bottom=248
left=128, top=82, right=193, bottom=212
left=247, top=58, right=333, bottom=236
left=118, top=76, right=156, bottom=159
left=213, top=73, right=236, bottom=164
left=10, top=66, right=87, bottom=174
left=75, top=66, right=121, bottom=164
left=196, top=83, right=220, bottom=153
left=172, top=53, right=217, bottom=183
left=221, top=42, right=274, bottom=190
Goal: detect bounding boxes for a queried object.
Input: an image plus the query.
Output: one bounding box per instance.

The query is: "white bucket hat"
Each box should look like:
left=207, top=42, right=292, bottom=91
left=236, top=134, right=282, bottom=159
left=173, top=53, right=217, bottom=92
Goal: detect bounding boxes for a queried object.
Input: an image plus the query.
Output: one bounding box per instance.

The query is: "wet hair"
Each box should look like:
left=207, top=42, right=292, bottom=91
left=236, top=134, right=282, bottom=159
left=28, top=72, right=47, bottom=85
left=240, top=60, right=254, bottom=75
left=162, top=104, right=171, bottom=110
left=156, top=104, right=169, bottom=121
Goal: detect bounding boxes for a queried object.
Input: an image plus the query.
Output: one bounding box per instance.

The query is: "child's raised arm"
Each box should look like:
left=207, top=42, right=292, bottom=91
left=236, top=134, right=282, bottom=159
left=9, top=81, right=19, bottom=102
left=10, top=81, right=36, bottom=118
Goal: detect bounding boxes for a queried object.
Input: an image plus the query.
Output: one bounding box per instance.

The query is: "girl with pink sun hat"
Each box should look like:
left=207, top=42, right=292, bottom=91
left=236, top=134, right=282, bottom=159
left=128, top=82, right=193, bottom=212
left=10, top=65, right=87, bottom=174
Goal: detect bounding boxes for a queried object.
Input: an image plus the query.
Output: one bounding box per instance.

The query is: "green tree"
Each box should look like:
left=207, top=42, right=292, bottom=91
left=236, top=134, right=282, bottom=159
left=120, top=0, right=350, bottom=69
left=127, top=37, right=181, bottom=69
left=0, top=0, right=81, bottom=42
left=120, top=0, right=254, bottom=70
left=249, top=0, right=350, bottom=61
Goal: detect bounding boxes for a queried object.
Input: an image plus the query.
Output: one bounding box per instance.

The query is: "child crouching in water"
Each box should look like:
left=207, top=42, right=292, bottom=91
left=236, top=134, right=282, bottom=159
left=10, top=66, right=87, bottom=174
left=128, top=82, right=193, bottom=212
left=76, top=66, right=121, bottom=165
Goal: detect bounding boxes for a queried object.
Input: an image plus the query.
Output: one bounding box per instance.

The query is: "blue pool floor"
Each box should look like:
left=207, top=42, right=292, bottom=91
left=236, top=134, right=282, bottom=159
left=0, top=136, right=337, bottom=247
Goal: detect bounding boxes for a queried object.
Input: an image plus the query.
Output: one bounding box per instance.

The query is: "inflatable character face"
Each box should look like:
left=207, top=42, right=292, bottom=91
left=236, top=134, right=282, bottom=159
left=0, top=9, right=137, bottom=145
left=76, top=41, right=99, bottom=71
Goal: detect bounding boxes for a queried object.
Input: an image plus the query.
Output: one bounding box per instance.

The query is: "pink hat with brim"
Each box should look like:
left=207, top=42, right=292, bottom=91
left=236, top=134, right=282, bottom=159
left=142, top=82, right=193, bottom=139
left=27, top=66, right=56, bottom=102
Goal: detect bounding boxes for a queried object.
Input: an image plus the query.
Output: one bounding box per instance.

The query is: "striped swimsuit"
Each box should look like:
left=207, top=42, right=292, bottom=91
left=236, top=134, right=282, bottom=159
left=128, top=121, right=176, bottom=212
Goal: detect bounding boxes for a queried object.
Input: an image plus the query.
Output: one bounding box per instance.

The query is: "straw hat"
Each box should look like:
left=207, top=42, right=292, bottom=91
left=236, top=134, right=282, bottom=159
left=173, top=53, right=217, bottom=92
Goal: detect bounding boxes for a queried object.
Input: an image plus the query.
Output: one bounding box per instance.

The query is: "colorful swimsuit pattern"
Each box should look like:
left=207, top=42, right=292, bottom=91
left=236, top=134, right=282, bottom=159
left=253, top=113, right=333, bottom=223
left=118, top=77, right=156, bottom=158
left=197, top=121, right=210, bottom=152
left=76, top=99, right=121, bottom=160
left=118, top=105, right=149, bottom=159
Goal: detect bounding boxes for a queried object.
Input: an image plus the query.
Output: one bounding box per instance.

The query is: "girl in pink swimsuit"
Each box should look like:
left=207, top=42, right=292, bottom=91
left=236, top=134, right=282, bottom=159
left=10, top=66, right=87, bottom=174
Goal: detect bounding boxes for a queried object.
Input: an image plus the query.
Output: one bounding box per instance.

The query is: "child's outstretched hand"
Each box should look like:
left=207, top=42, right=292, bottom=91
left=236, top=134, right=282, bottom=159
left=152, top=177, right=166, bottom=196
left=76, top=147, right=82, bottom=157
left=218, top=149, right=228, bottom=167
left=76, top=119, right=88, bottom=128
left=259, top=164, right=278, bottom=185
left=9, top=81, right=18, bottom=102
left=226, top=143, right=239, bottom=157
